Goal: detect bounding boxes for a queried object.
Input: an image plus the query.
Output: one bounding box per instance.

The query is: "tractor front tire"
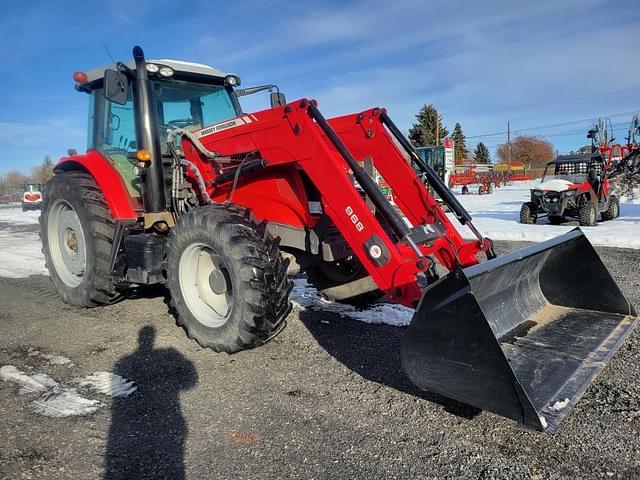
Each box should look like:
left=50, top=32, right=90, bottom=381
left=40, top=171, right=119, bottom=307
left=601, top=195, right=619, bottom=221
left=579, top=200, right=597, bottom=226
left=166, top=204, right=292, bottom=353
left=519, top=202, right=537, bottom=224
left=461, top=186, right=469, bottom=195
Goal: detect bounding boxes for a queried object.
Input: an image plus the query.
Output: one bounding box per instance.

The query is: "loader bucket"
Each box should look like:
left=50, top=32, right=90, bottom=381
left=401, top=228, right=637, bottom=433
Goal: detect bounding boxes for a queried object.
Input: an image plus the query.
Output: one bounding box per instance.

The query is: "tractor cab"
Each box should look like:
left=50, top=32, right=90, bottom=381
left=75, top=59, right=243, bottom=199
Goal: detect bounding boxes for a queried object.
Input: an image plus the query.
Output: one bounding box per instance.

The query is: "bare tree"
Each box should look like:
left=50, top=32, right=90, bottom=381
left=496, top=136, right=555, bottom=172
left=31, top=156, right=55, bottom=185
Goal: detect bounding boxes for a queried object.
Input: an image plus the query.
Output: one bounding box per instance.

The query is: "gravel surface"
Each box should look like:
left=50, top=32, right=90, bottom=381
left=0, top=241, right=638, bottom=479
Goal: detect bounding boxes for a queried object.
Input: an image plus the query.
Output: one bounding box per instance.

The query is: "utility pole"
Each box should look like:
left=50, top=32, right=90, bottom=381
left=436, top=122, right=440, bottom=146
left=507, top=121, right=511, bottom=173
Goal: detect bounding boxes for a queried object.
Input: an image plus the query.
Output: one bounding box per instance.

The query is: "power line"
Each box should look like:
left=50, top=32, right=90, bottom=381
left=467, top=110, right=639, bottom=139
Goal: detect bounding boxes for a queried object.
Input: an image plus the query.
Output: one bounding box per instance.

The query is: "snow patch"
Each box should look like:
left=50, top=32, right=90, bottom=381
left=32, top=390, right=101, bottom=417
left=1, top=364, right=137, bottom=417
left=0, top=365, right=57, bottom=393
left=43, top=354, right=73, bottom=366
left=290, top=278, right=413, bottom=327
left=0, top=206, right=46, bottom=278
left=536, top=179, right=574, bottom=192
left=539, top=415, right=548, bottom=429
left=549, top=397, right=571, bottom=412
left=77, top=372, right=137, bottom=398
left=26, top=348, right=74, bottom=366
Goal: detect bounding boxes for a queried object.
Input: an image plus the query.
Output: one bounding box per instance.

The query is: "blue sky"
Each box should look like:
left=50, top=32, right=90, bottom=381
left=0, top=0, right=638, bottom=175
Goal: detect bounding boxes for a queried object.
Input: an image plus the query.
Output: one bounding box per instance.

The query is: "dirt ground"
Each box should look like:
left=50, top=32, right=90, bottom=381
left=0, top=241, right=639, bottom=480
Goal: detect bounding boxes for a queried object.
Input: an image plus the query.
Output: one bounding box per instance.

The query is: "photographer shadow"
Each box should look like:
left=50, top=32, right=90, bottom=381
left=104, top=326, right=198, bottom=480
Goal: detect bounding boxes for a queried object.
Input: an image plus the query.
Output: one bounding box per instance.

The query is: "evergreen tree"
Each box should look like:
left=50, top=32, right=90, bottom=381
left=451, top=123, right=467, bottom=163
left=473, top=142, right=491, bottom=164
left=408, top=104, right=448, bottom=147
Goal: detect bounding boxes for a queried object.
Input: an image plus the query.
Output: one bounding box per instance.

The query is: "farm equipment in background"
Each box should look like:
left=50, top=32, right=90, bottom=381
left=449, top=161, right=504, bottom=195
left=41, top=46, right=637, bottom=433
left=414, top=138, right=455, bottom=187
left=21, top=183, right=43, bottom=211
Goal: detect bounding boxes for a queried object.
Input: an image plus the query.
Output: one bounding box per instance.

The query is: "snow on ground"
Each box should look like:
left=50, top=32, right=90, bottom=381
left=77, top=372, right=137, bottom=398
left=0, top=363, right=137, bottom=418
left=0, top=205, right=47, bottom=278
left=290, top=278, right=412, bottom=327
left=447, top=180, right=640, bottom=249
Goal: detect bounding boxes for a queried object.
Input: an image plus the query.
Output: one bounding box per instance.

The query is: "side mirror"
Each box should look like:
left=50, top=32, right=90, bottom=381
left=270, top=92, right=286, bottom=108
left=104, top=69, right=129, bottom=105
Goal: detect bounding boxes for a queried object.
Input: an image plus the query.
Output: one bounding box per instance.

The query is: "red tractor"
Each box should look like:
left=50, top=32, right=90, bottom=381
left=520, top=153, right=619, bottom=226
left=41, top=47, right=637, bottom=433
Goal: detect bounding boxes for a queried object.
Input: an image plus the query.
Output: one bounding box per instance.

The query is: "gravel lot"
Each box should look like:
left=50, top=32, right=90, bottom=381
left=0, top=240, right=639, bottom=479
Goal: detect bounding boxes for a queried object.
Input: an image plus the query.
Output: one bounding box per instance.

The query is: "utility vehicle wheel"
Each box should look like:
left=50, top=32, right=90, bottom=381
left=487, top=184, right=494, bottom=194
left=579, top=200, right=597, bottom=226
left=601, top=195, right=619, bottom=221
left=519, top=202, right=537, bottom=224
left=305, top=257, right=384, bottom=306
left=40, top=171, right=119, bottom=306
left=166, top=204, right=292, bottom=353
left=478, top=186, right=485, bottom=195
left=548, top=215, right=564, bottom=225
left=461, top=186, right=469, bottom=195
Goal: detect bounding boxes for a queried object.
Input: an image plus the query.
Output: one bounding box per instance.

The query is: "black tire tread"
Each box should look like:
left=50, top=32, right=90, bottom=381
left=579, top=200, right=597, bottom=226
left=601, top=195, right=619, bottom=221
left=519, top=202, right=537, bottom=224
left=166, top=204, right=292, bottom=353
left=40, top=170, right=118, bottom=307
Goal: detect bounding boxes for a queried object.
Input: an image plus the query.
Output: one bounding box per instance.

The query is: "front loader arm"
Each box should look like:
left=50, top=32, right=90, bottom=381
left=181, top=99, right=484, bottom=306
left=328, top=108, right=489, bottom=270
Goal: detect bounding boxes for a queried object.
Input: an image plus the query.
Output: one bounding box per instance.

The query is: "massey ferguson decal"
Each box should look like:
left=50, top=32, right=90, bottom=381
left=194, top=115, right=257, bottom=138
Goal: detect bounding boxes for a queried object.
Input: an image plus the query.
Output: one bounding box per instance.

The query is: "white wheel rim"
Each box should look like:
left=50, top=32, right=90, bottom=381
left=179, top=243, right=232, bottom=328
left=47, top=200, right=87, bottom=287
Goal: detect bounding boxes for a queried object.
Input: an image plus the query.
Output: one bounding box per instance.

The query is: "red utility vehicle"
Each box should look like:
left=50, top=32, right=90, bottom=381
left=21, top=183, right=43, bottom=211
left=520, top=153, right=618, bottom=226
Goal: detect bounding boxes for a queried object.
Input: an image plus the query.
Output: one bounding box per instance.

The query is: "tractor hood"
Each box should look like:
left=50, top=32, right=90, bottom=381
left=535, top=179, right=576, bottom=193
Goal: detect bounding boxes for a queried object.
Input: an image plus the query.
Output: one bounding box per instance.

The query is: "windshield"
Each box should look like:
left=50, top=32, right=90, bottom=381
left=542, top=162, right=588, bottom=184
left=154, top=79, right=239, bottom=132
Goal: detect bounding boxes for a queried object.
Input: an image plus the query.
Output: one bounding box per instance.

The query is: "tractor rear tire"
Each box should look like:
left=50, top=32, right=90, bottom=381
left=601, top=195, right=619, bottom=221
left=166, top=204, right=292, bottom=353
left=305, top=257, right=384, bottom=306
left=579, top=200, right=597, bottom=226
left=40, top=171, right=119, bottom=307
left=519, top=202, right=537, bottom=224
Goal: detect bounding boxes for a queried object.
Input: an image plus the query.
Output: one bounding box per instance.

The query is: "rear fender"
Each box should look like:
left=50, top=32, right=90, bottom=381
left=54, top=151, right=139, bottom=220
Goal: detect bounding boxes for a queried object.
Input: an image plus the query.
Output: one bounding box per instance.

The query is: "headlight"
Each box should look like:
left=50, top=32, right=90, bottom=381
left=145, top=63, right=159, bottom=73
left=532, top=190, right=542, bottom=196
left=565, top=190, right=576, bottom=196
left=159, top=66, right=174, bottom=77
left=225, top=75, right=241, bottom=86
